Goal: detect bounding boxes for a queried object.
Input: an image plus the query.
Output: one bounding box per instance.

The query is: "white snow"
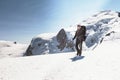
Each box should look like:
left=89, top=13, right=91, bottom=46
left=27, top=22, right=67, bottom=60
left=0, top=39, right=120, bottom=80
left=0, top=40, right=27, bottom=58
left=34, top=33, right=57, bottom=40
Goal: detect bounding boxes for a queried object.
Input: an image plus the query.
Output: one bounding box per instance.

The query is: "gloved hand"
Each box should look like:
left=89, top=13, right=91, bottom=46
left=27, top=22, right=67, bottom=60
left=72, top=38, right=74, bottom=40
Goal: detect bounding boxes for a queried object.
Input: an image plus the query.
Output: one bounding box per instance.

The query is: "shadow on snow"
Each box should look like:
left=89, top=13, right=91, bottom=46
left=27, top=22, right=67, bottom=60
left=70, top=56, right=85, bottom=62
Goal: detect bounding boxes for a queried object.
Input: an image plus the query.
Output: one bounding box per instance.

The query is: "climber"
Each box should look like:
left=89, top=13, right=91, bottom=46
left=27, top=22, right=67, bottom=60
left=73, top=24, right=86, bottom=56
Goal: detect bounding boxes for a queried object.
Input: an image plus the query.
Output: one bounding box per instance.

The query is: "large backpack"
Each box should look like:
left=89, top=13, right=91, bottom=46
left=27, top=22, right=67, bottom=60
left=81, top=26, right=86, bottom=41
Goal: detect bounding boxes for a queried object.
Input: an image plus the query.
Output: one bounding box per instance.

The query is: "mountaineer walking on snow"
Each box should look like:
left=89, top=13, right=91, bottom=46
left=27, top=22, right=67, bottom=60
left=73, top=25, right=86, bottom=56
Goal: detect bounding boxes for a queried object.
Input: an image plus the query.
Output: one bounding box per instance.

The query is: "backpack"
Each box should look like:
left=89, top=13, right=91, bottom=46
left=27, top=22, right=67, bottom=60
left=81, top=26, right=86, bottom=41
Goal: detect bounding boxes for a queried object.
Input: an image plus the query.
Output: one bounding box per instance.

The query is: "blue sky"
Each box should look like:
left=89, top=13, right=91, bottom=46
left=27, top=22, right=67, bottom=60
left=0, top=0, right=120, bottom=43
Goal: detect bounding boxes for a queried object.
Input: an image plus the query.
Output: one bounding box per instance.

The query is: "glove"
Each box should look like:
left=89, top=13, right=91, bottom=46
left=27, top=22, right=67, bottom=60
left=72, top=38, right=74, bottom=40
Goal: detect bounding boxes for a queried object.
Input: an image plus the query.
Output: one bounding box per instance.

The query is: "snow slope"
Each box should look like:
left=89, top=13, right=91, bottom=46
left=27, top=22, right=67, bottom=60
left=0, top=40, right=27, bottom=58
left=0, top=39, right=120, bottom=80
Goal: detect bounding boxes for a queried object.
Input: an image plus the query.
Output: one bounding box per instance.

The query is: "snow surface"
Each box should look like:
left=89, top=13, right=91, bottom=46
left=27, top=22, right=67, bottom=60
left=34, top=33, right=57, bottom=40
left=0, top=41, right=27, bottom=58
left=0, top=39, right=120, bottom=80
left=81, top=10, right=120, bottom=48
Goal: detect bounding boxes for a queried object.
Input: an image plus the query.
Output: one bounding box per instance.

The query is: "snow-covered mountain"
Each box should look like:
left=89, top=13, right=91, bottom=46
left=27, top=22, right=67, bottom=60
left=82, top=10, right=120, bottom=48
left=0, top=40, right=27, bottom=58
left=25, top=10, right=120, bottom=56
left=25, top=29, right=75, bottom=56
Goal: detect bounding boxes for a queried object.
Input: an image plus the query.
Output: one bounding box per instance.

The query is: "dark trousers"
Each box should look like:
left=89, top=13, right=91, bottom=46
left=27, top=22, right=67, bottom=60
left=75, top=39, right=83, bottom=56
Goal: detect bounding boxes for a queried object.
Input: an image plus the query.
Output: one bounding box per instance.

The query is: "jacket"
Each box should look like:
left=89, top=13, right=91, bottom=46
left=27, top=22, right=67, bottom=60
left=73, top=26, right=86, bottom=41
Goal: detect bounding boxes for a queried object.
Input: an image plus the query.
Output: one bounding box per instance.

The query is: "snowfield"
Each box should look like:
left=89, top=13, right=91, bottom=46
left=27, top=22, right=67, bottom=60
left=0, top=41, right=27, bottom=58
left=0, top=39, right=120, bottom=80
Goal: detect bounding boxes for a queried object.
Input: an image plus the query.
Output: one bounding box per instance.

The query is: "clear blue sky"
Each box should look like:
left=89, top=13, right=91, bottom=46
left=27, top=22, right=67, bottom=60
left=0, top=0, right=120, bottom=43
